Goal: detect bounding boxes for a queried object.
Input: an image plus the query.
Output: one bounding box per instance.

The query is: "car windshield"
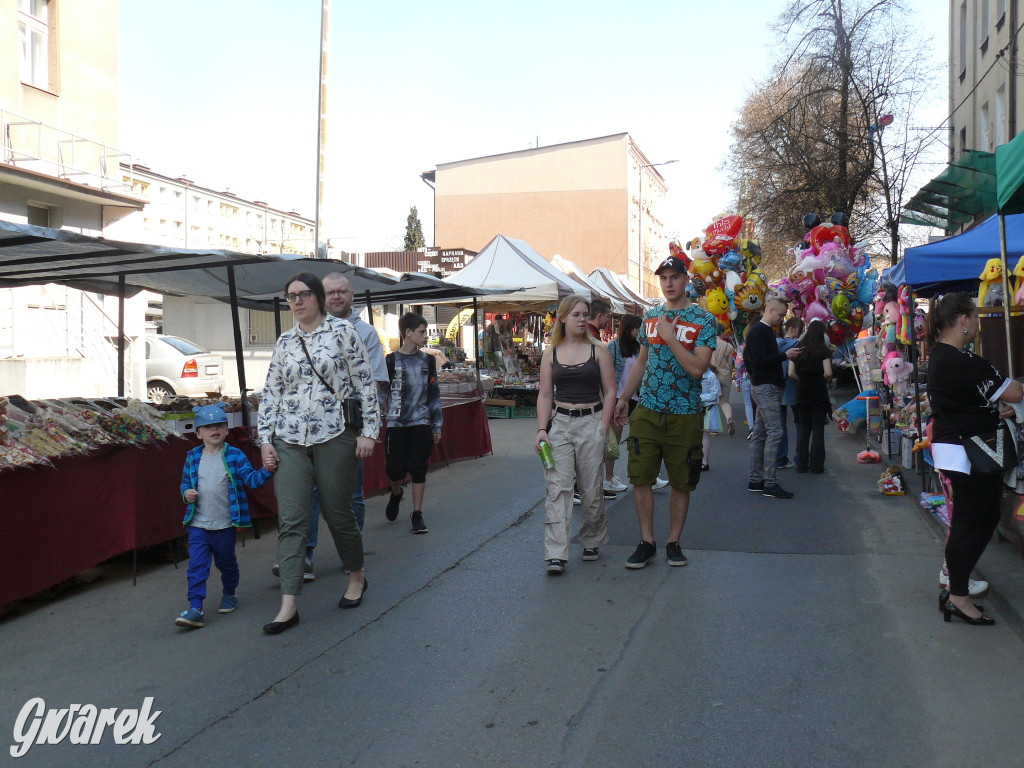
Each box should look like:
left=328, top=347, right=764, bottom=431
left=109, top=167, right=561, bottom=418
left=160, top=336, right=208, bottom=355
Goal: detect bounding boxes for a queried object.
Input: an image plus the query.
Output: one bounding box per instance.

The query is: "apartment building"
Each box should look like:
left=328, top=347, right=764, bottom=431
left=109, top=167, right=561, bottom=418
left=425, top=133, right=670, bottom=298
left=0, top=0, right=150, bottom=397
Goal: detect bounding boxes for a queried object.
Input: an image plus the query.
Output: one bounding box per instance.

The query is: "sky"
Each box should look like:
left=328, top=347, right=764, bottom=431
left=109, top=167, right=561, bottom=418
left=118, top=0, right=950, bottom=258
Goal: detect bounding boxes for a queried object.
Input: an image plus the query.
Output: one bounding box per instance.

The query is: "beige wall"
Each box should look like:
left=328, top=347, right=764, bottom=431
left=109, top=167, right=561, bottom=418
left=1, top=0, right=119, bottom=148
left=434, top=133, right=669, bottom=298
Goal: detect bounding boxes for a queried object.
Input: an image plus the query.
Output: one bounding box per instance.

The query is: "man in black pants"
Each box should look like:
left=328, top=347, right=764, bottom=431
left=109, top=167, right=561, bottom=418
left=744, top=298, right=801, bottom=498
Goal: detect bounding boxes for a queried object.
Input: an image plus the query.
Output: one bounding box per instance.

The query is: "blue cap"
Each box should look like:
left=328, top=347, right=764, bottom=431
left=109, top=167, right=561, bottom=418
left=192, top=402, right=229, bottom=428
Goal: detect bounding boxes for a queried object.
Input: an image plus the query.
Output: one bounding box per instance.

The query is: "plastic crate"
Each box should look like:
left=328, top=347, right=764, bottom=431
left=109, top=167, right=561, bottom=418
left=485, top=405, right=513, bottom=419
left=512, top=406, right=537, bottom=419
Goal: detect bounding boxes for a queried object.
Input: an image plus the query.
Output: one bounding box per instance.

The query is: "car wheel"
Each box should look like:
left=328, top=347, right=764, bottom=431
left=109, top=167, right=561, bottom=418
left=147, top=382, right=175, bottom=404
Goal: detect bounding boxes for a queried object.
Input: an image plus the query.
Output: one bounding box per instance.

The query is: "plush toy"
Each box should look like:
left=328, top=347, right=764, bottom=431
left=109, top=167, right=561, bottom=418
left=977, top=258, right=1003, bottom=307
left=878, top=466, right=905, bottom=495
left=883, top=351, right=912, bottom=399
left=1013, top=254, right=1024, bottom=305
left=896, top=284, right=912, bottom=344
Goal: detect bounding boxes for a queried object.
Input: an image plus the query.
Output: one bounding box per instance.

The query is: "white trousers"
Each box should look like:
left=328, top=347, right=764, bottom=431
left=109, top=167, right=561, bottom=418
left=543, top=410, right=609, bottom=561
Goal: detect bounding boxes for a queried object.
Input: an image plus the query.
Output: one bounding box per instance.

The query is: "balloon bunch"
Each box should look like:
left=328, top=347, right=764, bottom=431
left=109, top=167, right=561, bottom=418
left=683, top=214, right=767, bottom=339
left=769, top=212, right=878, bottom=349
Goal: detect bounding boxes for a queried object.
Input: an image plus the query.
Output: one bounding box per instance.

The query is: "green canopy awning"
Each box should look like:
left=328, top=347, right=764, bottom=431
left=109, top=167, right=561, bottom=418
left=996, top=131, right=1024, bottom=214
left=901, top=149, right=996, bottom=232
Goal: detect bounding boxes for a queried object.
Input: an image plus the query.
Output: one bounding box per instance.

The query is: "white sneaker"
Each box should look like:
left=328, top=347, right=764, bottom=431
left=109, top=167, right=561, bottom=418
left=603, top=476, right=629, bottom=492
left=938, top=570, right=988, bottom=596
left=653, top=477, right=670, bottom=490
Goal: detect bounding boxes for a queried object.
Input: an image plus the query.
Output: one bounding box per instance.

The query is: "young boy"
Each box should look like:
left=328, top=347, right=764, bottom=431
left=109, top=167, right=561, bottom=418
left=383, top=312, right=443, bottom=534
left=176, top=403, right=273, bottom=628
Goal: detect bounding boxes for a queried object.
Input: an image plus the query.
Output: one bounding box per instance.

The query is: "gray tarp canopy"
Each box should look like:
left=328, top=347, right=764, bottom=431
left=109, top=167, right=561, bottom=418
left=0, top=220, right=501, bottom=414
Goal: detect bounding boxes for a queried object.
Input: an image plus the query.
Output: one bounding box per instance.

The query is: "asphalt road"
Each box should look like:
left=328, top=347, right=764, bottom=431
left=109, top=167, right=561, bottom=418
left=3, top=405, right=1024, bottom=768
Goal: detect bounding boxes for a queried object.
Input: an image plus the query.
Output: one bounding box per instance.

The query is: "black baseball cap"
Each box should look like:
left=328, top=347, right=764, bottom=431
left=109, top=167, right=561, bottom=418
left=655, top=255, right=690, bottom=275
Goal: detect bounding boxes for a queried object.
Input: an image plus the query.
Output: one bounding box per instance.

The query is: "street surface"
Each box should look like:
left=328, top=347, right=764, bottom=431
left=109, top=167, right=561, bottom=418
left=3, top=398, right=1024, bottom=768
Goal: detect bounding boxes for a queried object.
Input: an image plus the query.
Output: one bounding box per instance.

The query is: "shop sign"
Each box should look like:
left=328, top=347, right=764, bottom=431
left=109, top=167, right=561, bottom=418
left=415, top=249, right=474, bottom=278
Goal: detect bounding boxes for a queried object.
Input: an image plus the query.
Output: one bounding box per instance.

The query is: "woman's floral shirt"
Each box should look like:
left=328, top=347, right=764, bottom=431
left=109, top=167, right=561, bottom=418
left=258, top=315, right=381, bottom=446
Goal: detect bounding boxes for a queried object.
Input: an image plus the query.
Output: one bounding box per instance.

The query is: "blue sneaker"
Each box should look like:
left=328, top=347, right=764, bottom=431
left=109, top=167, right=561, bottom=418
left=218, top=595, right=238, bottom=614
left=175, top=608, right=204, bottom=628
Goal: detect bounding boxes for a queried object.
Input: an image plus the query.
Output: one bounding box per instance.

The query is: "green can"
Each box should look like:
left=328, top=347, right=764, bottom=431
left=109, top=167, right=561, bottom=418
left=538, top=440, right=555, bottom=470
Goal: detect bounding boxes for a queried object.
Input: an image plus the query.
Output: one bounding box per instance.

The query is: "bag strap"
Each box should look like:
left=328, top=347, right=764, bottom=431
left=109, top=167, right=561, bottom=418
left=297, top=335, right=337, bottom=398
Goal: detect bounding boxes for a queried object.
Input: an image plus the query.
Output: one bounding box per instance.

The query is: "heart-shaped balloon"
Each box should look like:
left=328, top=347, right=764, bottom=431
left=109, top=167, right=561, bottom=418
left=809, top=224, right=851, bottom=253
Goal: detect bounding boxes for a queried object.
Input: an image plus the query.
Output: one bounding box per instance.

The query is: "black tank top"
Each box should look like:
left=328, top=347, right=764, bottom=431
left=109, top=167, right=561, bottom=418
left=552, top=345, right=601, bottom=404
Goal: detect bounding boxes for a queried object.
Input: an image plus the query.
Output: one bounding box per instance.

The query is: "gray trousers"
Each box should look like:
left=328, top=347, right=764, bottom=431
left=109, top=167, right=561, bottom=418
left=274, top=431, right=362, bottom=595
left=749, top=383, right=783, bottom=486
left=543, top=411, right=609, bottom=561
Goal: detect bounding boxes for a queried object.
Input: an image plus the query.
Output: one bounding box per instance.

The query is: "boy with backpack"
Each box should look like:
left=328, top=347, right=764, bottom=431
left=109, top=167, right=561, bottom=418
left=383, top=312, right=443, bottom=533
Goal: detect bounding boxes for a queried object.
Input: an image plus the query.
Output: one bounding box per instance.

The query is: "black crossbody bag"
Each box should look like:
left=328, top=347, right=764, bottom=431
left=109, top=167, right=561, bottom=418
left=297, top=336, right=364, bottom=431
left=937, top=406, right=1017, bottom=476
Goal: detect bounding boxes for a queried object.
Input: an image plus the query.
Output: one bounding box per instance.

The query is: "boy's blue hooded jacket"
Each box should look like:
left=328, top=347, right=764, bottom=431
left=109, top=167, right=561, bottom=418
left=180, top=445, right=272, bottom=528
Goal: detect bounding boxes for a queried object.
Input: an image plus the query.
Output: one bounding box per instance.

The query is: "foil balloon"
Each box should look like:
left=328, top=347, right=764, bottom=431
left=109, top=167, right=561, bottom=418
left=706, top=287, right=730, bottom=316
left=831, top=293, right=851, bottom=322
left=809, top=224, right=851, bottom=253
left=847, top=306, right=864, bottom=334
left=690, top=275, right=708, bottom=296
left=827, top=319, right=847, bottom=345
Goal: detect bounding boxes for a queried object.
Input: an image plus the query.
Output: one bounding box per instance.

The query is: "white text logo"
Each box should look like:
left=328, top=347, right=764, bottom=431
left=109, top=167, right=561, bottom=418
left=10, top=697, right=162, bottom=758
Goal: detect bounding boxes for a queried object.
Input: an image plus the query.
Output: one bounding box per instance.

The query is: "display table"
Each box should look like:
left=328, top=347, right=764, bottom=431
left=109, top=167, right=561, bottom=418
left=0, top=398, right=491, bottom=606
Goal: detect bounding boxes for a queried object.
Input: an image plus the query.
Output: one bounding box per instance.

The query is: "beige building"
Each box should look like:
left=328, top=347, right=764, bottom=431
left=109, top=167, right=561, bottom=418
left=1, top=0, right=150, bottom=397
left=426, top=133, right=670, bottom=298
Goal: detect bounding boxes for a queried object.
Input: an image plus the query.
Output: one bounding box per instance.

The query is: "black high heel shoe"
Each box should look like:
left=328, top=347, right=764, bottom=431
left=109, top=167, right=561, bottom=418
left=943, top=600, right=995, bottom=626
left=938, top=589, right=982, bottom=613
left=339, top=577, right=368, bottom=609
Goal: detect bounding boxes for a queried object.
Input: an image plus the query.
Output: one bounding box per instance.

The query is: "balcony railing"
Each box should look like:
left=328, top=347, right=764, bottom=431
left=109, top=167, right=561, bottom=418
left=1, top=108, right=133, bottom=195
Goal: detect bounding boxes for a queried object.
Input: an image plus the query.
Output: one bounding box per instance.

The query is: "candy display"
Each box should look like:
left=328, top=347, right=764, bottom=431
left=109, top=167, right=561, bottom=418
left=0, top=395, right=184, bottom=472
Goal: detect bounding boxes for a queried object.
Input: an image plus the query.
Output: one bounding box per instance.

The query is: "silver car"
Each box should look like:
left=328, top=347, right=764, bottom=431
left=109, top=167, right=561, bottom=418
left=145, top=334, right=224, bottom=403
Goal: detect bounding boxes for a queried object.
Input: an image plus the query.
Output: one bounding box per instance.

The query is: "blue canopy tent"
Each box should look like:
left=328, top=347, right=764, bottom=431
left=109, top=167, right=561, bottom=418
left=896, top=212, right=1024, bottom=295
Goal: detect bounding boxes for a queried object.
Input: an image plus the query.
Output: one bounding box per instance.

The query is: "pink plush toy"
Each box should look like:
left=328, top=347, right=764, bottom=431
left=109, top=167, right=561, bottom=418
left=884, top=351, right=912, bottom=399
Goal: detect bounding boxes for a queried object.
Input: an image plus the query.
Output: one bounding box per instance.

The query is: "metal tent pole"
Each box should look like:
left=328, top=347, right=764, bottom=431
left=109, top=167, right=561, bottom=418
left=473, top=297, right=480, bottom=386
left=227, top=266, right=249, bottom=428
left=273, top=297, right=282, bottom=339
left=117, top=275, right=126, bottom=398
left=998, top=214, right=1015, bottom=375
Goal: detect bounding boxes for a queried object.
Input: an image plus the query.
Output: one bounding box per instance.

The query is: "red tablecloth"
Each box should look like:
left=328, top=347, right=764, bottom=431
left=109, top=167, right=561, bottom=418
left=0, top=398, right=491, bottom=606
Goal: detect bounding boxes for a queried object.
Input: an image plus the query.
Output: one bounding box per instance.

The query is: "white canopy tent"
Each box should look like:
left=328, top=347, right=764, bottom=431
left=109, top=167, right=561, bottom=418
left=588, top=266, right=653, bottom=313
left=447, top=234, right=588, bottom=309
left=549, top=255, right=627, bottom=315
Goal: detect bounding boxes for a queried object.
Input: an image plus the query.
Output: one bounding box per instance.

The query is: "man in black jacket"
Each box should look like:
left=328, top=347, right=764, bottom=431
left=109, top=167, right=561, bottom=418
left=744, top=298, right=802, bottom=498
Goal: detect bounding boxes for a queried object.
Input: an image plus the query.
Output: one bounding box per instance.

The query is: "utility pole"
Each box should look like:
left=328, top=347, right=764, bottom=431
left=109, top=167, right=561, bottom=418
left=314, top=0, right=330, bottom=258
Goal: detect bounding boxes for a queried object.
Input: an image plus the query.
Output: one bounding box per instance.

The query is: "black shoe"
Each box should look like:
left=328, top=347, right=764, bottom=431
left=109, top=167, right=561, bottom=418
left=411, top=511, right=429, bottom=534
left=581, top=547, right=600, bottom=561
left=747, top=480, right=764, bottom=493
left=263, top=612, right=299, bottom=634
left=386, top=489, right=403, bottom=521
left=794, top=466, right=808, bottom=474
left=602, top=488, right=617, bottom=500
left=938, top=589, right=983, bottom=613
left=665, top=541, right=688, bottom=567
left=809, top=468, right=825, bottom=474
left=727, top=420, right=735, bottom=436
left=762, top=483, right=794, bottom=499
left=626, top=540, right=656, bottom=569
left=701, top=464, right=709, bottom=472
left=572, top=491, right=582, bottom=505
left=339, top=578, right=368, bottom=609
left=943, top=600, right=995, bottom=625
left=546, top=559, right=566, bottom=575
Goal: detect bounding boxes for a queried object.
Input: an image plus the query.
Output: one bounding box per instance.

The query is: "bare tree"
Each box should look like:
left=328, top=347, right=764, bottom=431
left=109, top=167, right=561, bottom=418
left=725, top=0, right=938, bottom=271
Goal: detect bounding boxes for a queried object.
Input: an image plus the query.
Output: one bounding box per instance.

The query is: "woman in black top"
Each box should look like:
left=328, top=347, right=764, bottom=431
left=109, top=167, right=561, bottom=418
left=788, top=319, right=833, bottom=473
left=535, top=295, right=617, bottom=575
left=927, top=294, right=1023, bottom=625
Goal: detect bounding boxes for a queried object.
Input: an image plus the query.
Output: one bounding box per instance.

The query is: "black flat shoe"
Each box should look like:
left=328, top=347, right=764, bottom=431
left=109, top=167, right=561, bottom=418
left=263, top=612, right=299, bottom=634
left=943, top=601, right=995, bottom=625
left=938, top=589, right=983, bottom=613
left=339, top=577, right=368, bottom=609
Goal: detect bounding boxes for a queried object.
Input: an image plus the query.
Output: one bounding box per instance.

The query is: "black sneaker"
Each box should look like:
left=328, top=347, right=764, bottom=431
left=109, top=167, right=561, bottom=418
left=665, top=541, right=688, bottom=567
left=410, top=511, right=429, bottom=534
left=572, top=491, right=582, bottom=505
left=747, top=480, right=764, bottom=493
left=546, top=559, right=565, bottom=575
left=626, top=540, right=656, bottom=569
left=582, top=547, right=600, bottom=561
left=602, top=488, right=617, bottom=500
left=762, top=483, right=794, bottom=499
left=385, top=488, right=403, bottom=521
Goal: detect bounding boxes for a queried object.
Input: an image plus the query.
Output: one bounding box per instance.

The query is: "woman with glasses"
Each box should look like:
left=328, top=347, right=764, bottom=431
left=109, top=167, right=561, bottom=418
left=535, top=295, right=617, bottom=575
left=257, top=272, right=381, bottom=634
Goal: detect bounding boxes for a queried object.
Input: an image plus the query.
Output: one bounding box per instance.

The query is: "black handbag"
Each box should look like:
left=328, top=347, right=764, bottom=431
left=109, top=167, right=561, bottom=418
left=961, top=424, right=1017, bottom=476
left=297, top=336, right=363, bottom=431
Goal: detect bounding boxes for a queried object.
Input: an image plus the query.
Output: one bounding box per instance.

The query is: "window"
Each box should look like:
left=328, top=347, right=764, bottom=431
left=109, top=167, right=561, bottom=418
left=193, top=195, right=202, bottom=211
left=996, top=86, right=1007, bottom=147
left=981, top=102, right=991, bottom=151
left=980, top=0, right=989, bottom=50
left=960, top=126, right=968, bottom=154
left=959, top=1, right=968, bottom=76
left=18, top=0, right=50, bottom=90
left=27, top=203, right=48, bottom=227
left=247, top=310, right=279, bottom=346
left=997, top=0, right=1007, bottom=27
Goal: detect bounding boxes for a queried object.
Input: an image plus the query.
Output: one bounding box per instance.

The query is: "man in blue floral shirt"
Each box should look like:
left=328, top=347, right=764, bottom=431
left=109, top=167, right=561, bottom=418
left=613, top=254, right=716, bottom=570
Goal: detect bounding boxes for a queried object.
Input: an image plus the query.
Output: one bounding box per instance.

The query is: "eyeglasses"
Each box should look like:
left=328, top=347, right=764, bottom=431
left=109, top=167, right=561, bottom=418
left=285, top=290, right=313, bottom=303
left=325, top=290, right=352, bottom=298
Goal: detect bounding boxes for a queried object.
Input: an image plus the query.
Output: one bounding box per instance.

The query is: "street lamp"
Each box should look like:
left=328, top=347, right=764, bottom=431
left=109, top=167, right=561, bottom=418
left=638, top=160, right=678, bottom=294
